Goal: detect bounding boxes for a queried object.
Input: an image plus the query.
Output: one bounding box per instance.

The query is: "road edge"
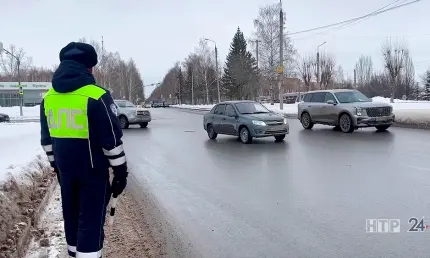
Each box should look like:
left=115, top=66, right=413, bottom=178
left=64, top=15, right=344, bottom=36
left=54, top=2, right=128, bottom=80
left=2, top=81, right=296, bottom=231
left=126, top=171, right=202, bottom=258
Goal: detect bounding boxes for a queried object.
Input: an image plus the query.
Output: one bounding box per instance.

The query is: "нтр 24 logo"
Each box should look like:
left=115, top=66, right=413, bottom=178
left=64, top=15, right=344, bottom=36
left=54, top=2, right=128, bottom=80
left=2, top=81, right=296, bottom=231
left=407, top=217, right=427, bottom=232
left=366, top=217, right=428, bottom=233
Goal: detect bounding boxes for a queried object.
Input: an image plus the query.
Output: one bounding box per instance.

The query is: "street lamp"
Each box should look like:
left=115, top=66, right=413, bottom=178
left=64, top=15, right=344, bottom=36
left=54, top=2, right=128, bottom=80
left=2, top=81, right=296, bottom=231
left=316, top=41, right=326, bottom=88
left=204, top=38, right=221, bottom=103
left=0, top=42, right=23, bottom=116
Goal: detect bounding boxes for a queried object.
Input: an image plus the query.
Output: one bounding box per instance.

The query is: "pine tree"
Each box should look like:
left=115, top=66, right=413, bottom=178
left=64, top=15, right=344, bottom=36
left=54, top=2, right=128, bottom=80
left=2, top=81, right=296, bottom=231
left=423, top=70, right=430, bottom=101
left=221, top=27, right=259, bottom=100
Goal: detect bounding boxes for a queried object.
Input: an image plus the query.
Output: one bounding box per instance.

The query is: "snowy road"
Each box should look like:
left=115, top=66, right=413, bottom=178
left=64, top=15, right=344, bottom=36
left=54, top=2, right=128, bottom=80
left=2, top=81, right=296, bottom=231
left=123, top=108, right=430, bottom=258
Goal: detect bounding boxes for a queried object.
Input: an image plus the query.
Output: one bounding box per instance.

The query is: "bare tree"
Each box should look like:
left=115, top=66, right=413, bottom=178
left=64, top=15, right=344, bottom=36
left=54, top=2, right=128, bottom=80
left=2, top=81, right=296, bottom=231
left=355, top=55, right=373, bottom=86
left=399, top=52, right=415, bottom=99
left=382, top=40, right=407, bottom=102
left=296, top=55, right=314, bottom=91
left=76, top=38, right=145, bottom=103
left=335, top=65, right=345, bottom=83
left=252, top=2, right=297, bottom=96
left=0, top=44, right=32, bottom=81
left=195, top=39, right=216, bottom=104
left=320, top=53, right=336, bottom=89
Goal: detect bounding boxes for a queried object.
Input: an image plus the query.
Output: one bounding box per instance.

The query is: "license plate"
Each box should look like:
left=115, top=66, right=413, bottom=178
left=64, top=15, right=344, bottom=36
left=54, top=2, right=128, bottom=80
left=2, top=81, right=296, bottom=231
left=375, top=117, right=387, bottom=122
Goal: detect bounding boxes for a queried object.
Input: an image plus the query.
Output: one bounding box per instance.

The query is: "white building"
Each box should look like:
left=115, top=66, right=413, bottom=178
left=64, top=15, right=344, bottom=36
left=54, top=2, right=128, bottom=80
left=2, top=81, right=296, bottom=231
left=0, top=82, right=51, bottom=107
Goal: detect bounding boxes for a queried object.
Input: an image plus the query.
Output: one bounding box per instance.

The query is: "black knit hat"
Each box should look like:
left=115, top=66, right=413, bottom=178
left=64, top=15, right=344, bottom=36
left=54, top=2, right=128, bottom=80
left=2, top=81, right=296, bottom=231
left=59, top=42, right=98, bottom=68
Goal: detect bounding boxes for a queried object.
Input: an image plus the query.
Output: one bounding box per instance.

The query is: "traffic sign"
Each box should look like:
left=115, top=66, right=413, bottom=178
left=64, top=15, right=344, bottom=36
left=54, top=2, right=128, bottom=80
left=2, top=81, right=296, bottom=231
left=276, top=66, right=284, bottom=73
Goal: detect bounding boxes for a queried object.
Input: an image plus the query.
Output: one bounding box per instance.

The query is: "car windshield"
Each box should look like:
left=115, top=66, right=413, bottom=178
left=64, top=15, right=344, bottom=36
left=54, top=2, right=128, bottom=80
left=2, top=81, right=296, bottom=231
left=115, top=101, right=135, bottom=108
left=334, top=91, right=371, bottom=103
left=235, top=102, right=270, bottom=114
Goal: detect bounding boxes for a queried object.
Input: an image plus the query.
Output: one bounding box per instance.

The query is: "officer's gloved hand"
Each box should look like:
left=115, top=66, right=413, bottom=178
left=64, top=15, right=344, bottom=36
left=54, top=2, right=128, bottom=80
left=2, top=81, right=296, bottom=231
left=50, top=161, right=60, bottom=183
left=112, top=164, right=128, bottom=197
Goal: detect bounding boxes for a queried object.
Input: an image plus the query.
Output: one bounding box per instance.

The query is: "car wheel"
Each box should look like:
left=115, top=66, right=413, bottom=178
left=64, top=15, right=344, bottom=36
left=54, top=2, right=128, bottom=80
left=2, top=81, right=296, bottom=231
left=119, top=116, right=129, bottom=129
left=240, top=127, right=252, bottom=144
left=375, top=125, right=390, bottom=132
left=339, top=114, right=354, bottom=133
left=139, top=122, right=148, bottom=128
left=301, top=112, right=314, bottom=129
left=274, top=134, right=286, bottom=141
left=207, top=124, right=217, bottom=140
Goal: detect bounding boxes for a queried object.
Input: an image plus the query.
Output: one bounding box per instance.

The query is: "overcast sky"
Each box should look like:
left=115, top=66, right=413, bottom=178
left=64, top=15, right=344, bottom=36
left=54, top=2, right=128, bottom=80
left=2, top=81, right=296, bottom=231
left=1, top=0, right=429, bottom=97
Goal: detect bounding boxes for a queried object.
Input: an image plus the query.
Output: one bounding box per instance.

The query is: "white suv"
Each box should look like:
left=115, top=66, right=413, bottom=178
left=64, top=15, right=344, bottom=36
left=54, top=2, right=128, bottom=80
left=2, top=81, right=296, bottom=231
left=114, top=99, right=151, bottom=129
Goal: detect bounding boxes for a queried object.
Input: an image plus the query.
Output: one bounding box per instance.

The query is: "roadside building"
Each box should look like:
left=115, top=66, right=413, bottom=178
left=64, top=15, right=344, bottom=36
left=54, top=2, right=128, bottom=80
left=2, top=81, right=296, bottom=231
left=0, top=82, right=51, bottom=107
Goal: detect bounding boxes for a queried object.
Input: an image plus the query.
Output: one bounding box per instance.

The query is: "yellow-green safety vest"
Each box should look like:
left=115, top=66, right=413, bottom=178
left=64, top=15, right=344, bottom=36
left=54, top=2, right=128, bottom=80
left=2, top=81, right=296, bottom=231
left=43, top=84, right=106, bottom=139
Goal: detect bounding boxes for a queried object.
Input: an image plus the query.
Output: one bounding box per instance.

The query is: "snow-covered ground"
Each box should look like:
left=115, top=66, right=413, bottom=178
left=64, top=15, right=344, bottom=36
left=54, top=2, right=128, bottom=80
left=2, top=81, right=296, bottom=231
left=173, top=97, right=430, bottom=126
left=0, top=105, right=40, bottom=120
left=0, top=122, right=45, bottom=183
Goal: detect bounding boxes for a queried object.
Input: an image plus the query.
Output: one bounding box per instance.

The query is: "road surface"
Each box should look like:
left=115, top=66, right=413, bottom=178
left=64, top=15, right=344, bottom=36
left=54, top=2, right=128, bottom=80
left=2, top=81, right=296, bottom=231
left=122, top=108, right=430, bottom=258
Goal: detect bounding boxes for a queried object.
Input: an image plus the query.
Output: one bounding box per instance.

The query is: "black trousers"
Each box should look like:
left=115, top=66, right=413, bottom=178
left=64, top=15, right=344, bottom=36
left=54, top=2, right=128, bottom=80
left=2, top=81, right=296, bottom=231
left=59, top=168, right=111, bottom=258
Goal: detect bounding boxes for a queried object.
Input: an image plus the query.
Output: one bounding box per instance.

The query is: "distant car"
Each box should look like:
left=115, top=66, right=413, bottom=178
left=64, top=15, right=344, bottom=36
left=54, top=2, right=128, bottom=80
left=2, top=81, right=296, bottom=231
left=203, top=100, right=289, bottom=144
left=0, top=113, right=10, bottom=122
left=297, top=89, right=395, bottom=133
left=283, top=93, right=302, bottom=104
left=114, top=99, right=151, bottom=129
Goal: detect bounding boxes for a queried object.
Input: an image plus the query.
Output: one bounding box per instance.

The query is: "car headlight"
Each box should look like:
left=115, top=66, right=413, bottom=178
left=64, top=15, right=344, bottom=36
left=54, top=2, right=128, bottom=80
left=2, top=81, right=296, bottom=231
left=355, top=107, right=362, bottom=116
left=283, top=118, right=288, bottom=124
left=252, top=120, right=266, bottom=126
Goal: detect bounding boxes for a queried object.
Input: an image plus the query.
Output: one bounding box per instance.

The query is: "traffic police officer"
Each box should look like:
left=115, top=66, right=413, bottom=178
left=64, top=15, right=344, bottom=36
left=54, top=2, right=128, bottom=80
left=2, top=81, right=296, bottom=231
left=40, top=42, right=128, bottom=258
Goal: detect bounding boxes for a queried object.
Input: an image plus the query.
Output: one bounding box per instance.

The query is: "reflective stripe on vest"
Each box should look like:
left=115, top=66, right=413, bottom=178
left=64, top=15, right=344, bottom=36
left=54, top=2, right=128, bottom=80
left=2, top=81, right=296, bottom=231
left=44, top=85, right=106, bottom=139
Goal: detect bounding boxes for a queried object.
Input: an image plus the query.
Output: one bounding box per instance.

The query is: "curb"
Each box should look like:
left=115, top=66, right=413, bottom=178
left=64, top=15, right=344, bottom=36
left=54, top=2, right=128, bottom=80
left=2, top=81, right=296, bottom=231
left=8, top=119, right=39, bottom=123
left=393, top=121, right=430, bottom=130
left=12, top=175, right=58, bottom=258
left=32, top=177, right=58, bottom=228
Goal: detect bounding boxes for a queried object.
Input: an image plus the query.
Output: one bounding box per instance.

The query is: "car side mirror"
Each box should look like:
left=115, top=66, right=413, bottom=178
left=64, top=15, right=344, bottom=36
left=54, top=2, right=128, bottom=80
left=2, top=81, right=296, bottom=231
left=327, top=100, right=336, bottom=105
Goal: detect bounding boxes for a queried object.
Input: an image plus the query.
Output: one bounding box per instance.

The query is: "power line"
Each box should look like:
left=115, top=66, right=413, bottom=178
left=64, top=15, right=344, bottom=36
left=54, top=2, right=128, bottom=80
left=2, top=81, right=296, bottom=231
left=288, top=0, right=422, bottom=36
left=292, top=0, right=407, bottom=40
left=292, top=33, right=430, bottom=41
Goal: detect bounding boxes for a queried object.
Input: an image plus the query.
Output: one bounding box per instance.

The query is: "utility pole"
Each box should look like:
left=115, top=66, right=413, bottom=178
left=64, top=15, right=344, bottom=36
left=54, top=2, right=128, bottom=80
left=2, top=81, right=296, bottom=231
left=204, top=38, right=220, bottom=103
left=278, top=0, right=284, bottom=110
left=251, top=39, right=261, bottom=98
left=101, top=36, right=104, bottom=86
left=353, top=69, right=357, bottom=88
left=191, top=68, right=194, bottom=105
left=215, top=46, right=220, bottom=103
left=178, top=71, right=182, bottom=105
left=316, top=41, right=326, bottom=89
left=0, top=42, right=23, bottom=116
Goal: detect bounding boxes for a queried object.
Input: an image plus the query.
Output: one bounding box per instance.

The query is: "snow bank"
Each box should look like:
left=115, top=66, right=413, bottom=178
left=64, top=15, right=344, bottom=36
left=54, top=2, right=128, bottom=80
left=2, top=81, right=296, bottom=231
left=0, top=121, right=55, bottom=256
left=174, top=103, right=298, bottom=113
left=0, top=122, right=45, bottom=183
left=0, top=105, right=40, bottom=120
left=173, top=97, right=430, bottom=128
left=174, top=104, right=214, bottom=110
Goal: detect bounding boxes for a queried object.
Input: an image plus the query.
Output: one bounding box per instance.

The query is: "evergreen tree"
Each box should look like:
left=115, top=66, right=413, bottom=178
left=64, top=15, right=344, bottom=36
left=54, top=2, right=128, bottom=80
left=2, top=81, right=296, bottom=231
left=221, top=27, right=259, bottom=100
left=423, top=70, right=430, bottom=101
